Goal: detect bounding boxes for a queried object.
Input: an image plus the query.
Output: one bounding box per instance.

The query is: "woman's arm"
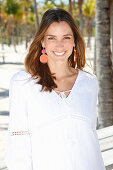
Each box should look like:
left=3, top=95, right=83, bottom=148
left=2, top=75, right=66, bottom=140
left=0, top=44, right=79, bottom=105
left=5, top=73, right=33, bottom=170
left=92, top=75, right=99, bottom=131
left=91, top=75, right=106, bottom=169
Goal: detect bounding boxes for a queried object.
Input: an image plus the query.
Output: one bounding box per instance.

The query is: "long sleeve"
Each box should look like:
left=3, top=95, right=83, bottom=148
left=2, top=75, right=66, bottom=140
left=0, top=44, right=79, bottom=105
left=92, top=75, right=106, bottom=170
left=92, top=75, right=99, bottom=131
left=5, top=72, right=33, bottom=170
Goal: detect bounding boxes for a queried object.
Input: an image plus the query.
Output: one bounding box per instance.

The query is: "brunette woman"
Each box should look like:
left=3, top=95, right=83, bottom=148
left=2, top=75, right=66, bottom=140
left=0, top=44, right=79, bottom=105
left=5, top=8, right=106, bottom=170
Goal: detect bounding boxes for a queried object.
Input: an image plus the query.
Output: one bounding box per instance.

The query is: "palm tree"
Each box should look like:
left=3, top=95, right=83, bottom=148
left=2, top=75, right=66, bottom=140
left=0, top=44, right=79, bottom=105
left=3, top=0, right=21, bottom=51
left=33, top=0, right=39, bottom=28
left=95, top=0, right=113, bottom=128
left=38, top=0, right=66, bottom=19
left=21, top=0, right=33, bottom=48
left=69, top=0, right=72, bottom=14
left=78, top=0, right=83, bottom=35
left=0, top=0, right=5, bottom=50
left=83, top=0, right=95, bottom=47
left=110, top=0, right=113, bottom=69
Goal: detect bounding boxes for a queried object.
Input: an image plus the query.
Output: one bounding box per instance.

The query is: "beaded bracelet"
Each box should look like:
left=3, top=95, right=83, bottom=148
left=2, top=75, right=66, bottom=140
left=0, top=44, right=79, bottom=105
left=10, top=131, right=29, bottom=136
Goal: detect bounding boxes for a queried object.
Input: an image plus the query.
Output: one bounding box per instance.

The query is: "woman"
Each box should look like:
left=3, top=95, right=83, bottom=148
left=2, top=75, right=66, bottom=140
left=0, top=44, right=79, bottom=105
left=5, top=8, right=106, bottom=170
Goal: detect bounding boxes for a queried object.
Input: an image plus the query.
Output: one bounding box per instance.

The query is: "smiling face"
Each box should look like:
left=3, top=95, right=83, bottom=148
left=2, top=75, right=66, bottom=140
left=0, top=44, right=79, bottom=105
left=41, top=21, right=75, bottom=64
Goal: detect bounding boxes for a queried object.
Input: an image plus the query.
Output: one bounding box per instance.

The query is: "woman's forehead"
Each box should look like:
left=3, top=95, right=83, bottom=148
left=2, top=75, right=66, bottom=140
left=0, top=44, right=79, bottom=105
left=44, top=21, right=73, bottom=36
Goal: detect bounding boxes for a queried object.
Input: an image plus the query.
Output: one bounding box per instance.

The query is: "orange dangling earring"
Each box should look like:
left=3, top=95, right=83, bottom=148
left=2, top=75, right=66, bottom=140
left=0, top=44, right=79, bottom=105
left=74, top=47, right=76, bottom=57
left=40, top=48, right=48, bottom=63
left=74, top=47, right=76, bottom=62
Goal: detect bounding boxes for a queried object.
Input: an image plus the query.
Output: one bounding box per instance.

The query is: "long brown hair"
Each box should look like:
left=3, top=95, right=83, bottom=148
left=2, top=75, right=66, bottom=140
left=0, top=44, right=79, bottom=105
left=24, top=8, right=86, bottom=92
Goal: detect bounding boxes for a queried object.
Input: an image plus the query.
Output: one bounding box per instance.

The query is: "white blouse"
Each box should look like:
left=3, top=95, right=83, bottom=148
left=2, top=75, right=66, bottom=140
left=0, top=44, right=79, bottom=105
left=5, top=68, right=106, bottom=170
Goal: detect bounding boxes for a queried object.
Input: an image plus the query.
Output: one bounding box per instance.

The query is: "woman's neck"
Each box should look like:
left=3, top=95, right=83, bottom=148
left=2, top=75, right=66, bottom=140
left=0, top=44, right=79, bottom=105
left=47, top=61, right=73, bottom=79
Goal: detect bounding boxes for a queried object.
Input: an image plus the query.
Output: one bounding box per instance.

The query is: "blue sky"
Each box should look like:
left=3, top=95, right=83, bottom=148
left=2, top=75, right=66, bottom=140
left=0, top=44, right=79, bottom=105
left=36, top=0, right=88, bottom=7
left=36, top=0, right=69, bottom=7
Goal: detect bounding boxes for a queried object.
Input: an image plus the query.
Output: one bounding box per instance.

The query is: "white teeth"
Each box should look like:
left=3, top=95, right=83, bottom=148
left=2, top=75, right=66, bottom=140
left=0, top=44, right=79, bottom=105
left=54, top=51, right=65, bottom=56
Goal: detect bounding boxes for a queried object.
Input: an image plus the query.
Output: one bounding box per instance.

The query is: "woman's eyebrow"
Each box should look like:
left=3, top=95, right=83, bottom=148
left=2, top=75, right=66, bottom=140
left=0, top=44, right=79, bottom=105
left=46, top=34, right=72, bottom=36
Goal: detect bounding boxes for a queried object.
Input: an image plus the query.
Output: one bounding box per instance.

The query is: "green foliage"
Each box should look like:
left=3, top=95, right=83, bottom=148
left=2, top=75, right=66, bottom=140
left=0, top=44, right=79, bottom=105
left=3, top=0, right=21, bottom=15
left=29, top=13, right=35, bottom=22
left=83, top=0, right=95, bottom=18
left=38, top=0, right=66, bottom=18
left=75, top=17, right=80, bottom=27
left=0, top=0, right=97, bottom=46
left=30, top=4, right=35, bottom=13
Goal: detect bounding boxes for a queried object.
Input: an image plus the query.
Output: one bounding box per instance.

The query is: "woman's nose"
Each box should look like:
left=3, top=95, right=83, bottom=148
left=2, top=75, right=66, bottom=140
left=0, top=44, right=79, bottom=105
left=56, top=40, right=64, bottom=48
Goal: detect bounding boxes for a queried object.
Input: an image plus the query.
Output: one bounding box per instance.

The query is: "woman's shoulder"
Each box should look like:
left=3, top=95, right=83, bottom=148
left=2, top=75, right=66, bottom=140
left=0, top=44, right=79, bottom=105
left=9, top=69, right=33, bottom=88
left=10, top=69, right=31, bottom=82
left=80, top=68, right=97, bottom=80
left=79, top=68, right=98, bottom=87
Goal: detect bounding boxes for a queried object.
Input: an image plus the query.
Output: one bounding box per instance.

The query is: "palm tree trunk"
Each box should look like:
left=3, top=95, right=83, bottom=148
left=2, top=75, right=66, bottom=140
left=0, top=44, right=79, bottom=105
left=95, top=0, right=113, bottom=128
left=69, top=0, right=72, bottom=14
left=16, top=21, right=19, bottom=45
left=20, top=26, right=23, bottom=43
left=25, top=7, right=28, bottom=49
left=33, top=0, right=39, bottom=28
left=87, top=18, right=92, bottom=48
left=110, top=0, right=113, bottom=69
left=7, top=16, right=12, bottom=46
left=12, top=21, right=17, bottom=53
left=78, top=0, right=83, bottom=35
left=0, top=25, right=4, bottom=50
left=93, top=37, right=96, bottom=74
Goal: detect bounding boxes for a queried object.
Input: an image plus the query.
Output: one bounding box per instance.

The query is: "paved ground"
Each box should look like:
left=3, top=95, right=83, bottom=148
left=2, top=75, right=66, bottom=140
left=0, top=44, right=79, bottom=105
left=0, top=39, right=113, bottom=170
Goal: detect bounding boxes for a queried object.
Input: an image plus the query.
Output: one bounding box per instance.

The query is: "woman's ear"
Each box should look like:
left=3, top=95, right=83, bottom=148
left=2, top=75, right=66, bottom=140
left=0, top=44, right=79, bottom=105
left=73, top=42, right=75, bottom=48
left=41, top=40, right=44, bottom=47
left=41, top=38, right=45, bottom=48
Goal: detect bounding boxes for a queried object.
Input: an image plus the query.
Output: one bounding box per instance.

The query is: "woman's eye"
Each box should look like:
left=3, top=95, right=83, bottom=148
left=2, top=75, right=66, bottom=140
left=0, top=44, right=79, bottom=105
left=64, top=37, right=71, bottom=39
left=48, top=37, right=71, bottom=40
left=48, top=37, right=55, bottom=40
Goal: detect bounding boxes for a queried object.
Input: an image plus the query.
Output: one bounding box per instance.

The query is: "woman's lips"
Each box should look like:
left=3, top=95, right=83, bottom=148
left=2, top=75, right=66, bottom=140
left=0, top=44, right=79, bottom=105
left=53, top=51, right=66, bottom=56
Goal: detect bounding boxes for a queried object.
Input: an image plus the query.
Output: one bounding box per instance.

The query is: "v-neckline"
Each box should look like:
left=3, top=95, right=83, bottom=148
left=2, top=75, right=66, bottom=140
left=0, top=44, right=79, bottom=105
left=52, top=68, right=81, bottom=101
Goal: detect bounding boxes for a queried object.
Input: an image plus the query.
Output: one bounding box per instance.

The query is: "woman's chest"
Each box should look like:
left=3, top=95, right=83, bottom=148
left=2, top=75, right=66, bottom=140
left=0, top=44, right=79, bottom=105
left=26, top=84, right=94, bottom=132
